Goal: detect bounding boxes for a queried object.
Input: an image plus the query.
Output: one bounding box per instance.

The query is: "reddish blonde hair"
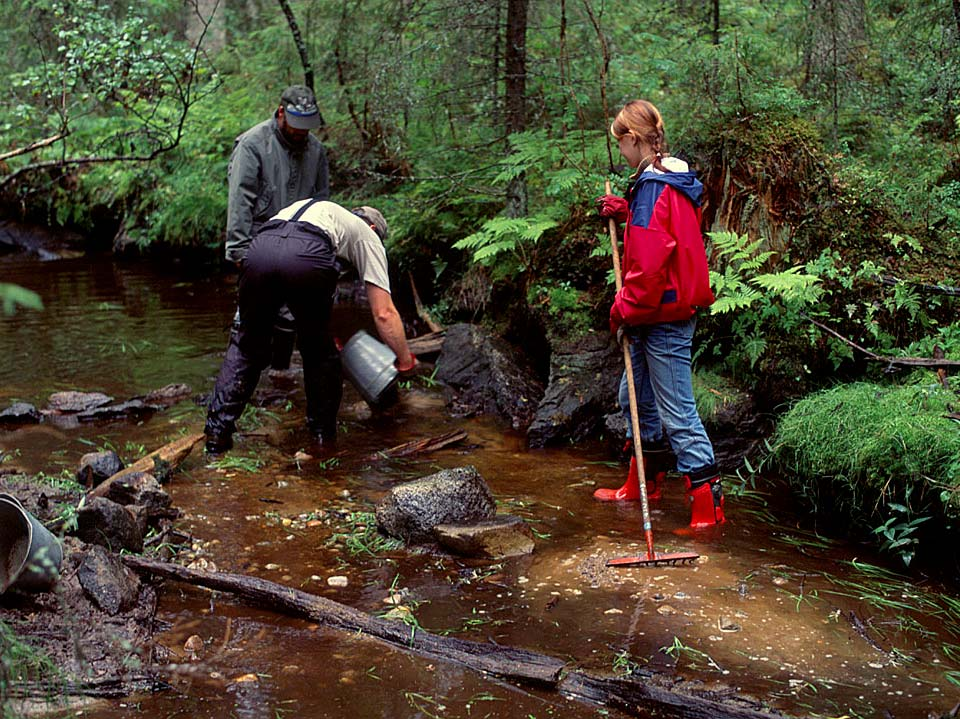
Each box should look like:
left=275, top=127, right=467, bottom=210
left=610, top=100, right=666, bottom=154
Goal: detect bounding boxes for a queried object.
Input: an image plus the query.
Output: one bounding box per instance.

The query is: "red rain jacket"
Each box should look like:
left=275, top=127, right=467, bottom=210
left=609, top=163, right=715, bottom=330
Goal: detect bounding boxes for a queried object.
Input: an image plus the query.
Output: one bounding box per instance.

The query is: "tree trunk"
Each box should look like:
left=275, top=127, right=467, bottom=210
left=801, top=0, right=867, bottom=148
left=277, top=0, right=315, bottom=93
left=504, top=0, right=528, bottom=218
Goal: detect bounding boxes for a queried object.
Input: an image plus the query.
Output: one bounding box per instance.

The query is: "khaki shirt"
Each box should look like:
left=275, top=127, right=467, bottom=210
left=272, top=200, right=391, bottom=292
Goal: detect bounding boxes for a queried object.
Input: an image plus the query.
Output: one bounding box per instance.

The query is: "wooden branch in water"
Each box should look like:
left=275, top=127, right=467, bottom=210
left=87, top=433, right=205, bottom=498
left=122, top=555, right=562, bottom=684
left=366, top=429, right=467, bottom=460
left=803, top=315, right=960, bottom=368
left=122, top=556, right=800, bottom=719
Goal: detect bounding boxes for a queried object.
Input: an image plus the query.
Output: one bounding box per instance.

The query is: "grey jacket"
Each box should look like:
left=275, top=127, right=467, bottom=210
left=224, top=115, right=330, bottom=263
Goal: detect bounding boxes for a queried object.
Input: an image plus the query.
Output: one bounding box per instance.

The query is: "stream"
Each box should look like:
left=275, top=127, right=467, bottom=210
left=1, top=247, right=959, bottom=719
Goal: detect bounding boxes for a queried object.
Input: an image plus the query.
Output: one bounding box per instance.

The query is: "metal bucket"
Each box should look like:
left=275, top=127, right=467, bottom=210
left=341, top=330, right=399, bottom=407
left=0, top=493, right=63, bottom=593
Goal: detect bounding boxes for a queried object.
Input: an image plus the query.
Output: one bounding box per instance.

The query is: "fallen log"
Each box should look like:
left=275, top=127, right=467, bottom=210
left=6, top=675, right=169, bottom=699
left=87, top=433, right=205, bottom=499
left=123, top=555, right=803, bottom=719
left=407, top=331, right=445, bottom=356
left=366, top=429, right=467, bottom=460
left=122, top=555, right=562, bottom=685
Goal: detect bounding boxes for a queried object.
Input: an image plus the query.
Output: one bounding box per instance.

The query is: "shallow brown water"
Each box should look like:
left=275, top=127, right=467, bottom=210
left=1, top=250, right=959, bottom=719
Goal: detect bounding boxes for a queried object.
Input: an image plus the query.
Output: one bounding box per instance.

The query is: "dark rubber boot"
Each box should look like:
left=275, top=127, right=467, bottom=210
left=205, top=328, right=268, bottom=454
left=203, top=429, right=233, bottom=455
left=684, top=475, right=727, bottom=528
left=269, top=317, right=297, bottom=371
left=642, top=445, right=673, bottom=501
left=303, top=340, right=342, bottom=445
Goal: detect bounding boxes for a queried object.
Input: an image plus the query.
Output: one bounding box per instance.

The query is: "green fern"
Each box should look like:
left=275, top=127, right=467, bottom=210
left=453, top=213, right=559, bottom=268
left=709, top=231, right=822, bottom=315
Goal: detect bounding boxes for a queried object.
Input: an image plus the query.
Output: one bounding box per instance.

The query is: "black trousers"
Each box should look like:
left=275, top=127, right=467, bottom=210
left=206, top=220, right=341, bottom=439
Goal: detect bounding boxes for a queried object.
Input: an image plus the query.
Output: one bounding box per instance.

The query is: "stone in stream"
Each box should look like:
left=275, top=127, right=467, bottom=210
left=45, top=391, right=114, bottom=413
left=375, top=465, right=496, bottom=544
left=76, top=450, right=125, bottom=488
left=102, top=471, right=174, bottom=524
left=0, top=402, right=40, bottom=425
left=433, top=514, right=535, bottom=558
left=76, top=544, right=142, bottom=616
left=142, top=383, right=192, bottom=405
left=74, top=496, right=144, bottom=553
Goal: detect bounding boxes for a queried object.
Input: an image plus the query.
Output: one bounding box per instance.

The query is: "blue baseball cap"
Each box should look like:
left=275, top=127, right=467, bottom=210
left=280, top=85, right=323, bottom=129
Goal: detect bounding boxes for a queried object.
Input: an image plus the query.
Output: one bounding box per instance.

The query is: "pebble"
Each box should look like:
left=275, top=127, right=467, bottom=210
left=186, top=558, right=218, bottom=573
left=327, top=575, right=349, bottom=587
left=183, top=634, right=203, bottom=660
left=604, top=608, right=623, bottom=615
left=718, top=616, right=741, bottom=632
left=656, top=605, right=678, bottom=616
left=264, top=563, right=281, bottom=571
left=383, top=606, right=412, bottom=621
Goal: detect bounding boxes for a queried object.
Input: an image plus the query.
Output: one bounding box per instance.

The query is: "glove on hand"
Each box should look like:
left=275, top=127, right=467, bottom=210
left=595, top=194, right=628, bottom=223
left=395, top=353, right=423, bottom=378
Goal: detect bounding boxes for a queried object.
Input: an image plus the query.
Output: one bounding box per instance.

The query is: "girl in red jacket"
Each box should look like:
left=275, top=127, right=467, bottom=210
left=593, top=99, right=725, bottom=530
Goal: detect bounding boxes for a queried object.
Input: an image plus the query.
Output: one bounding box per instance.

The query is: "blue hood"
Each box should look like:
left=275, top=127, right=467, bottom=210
left=632, top=170, right=703, bottom=208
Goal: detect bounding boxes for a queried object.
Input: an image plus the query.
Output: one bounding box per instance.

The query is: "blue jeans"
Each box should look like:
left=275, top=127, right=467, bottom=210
left=618, top=317, right=716, bottom=478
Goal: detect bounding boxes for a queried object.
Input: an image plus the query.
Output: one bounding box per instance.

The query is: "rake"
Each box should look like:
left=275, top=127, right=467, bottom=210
left=601, top=180, right=699, bottom=569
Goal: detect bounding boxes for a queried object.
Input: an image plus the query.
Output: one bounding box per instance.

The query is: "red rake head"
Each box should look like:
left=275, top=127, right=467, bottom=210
left=606, top=551, right=700, bottom=568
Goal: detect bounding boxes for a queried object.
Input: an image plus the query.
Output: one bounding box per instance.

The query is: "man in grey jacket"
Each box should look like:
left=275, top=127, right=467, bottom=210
left=225, top=85, right=330, bottom=369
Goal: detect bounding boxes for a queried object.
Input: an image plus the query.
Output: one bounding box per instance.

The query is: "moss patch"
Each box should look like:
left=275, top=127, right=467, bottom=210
left=772, top=380, right=960, bottom=525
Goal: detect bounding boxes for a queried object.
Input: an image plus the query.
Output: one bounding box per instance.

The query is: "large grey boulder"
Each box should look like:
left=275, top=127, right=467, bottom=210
left=376, top=466, right=497, bottom=544
left=435, top=323, right=544, bottom=430
left=527, top=331, right=622, bottom=447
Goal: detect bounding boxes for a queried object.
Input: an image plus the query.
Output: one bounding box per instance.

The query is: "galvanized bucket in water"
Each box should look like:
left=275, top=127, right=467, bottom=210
left=341, top=330, right=399, bottom=407
left=0, top=493, right=63, bottom=593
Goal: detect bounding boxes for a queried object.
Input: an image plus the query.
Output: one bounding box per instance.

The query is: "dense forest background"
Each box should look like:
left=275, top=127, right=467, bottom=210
left=1, top=0, right=959, bottom=564
left=0, top=0, right=958, bottom=393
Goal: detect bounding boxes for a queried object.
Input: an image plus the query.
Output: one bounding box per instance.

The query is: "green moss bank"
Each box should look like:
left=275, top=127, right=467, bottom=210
left=771, top=379, right=960, bottom=565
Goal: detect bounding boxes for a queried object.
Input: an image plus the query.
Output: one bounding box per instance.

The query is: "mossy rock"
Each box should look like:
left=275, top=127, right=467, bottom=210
left=772, top=380, right=960, bottom=523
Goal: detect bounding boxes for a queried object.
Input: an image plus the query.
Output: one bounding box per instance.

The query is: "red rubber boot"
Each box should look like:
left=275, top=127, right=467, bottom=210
left=593, top=456, right=641, bottom=501
left=684, top=476, right=727, bottom=528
